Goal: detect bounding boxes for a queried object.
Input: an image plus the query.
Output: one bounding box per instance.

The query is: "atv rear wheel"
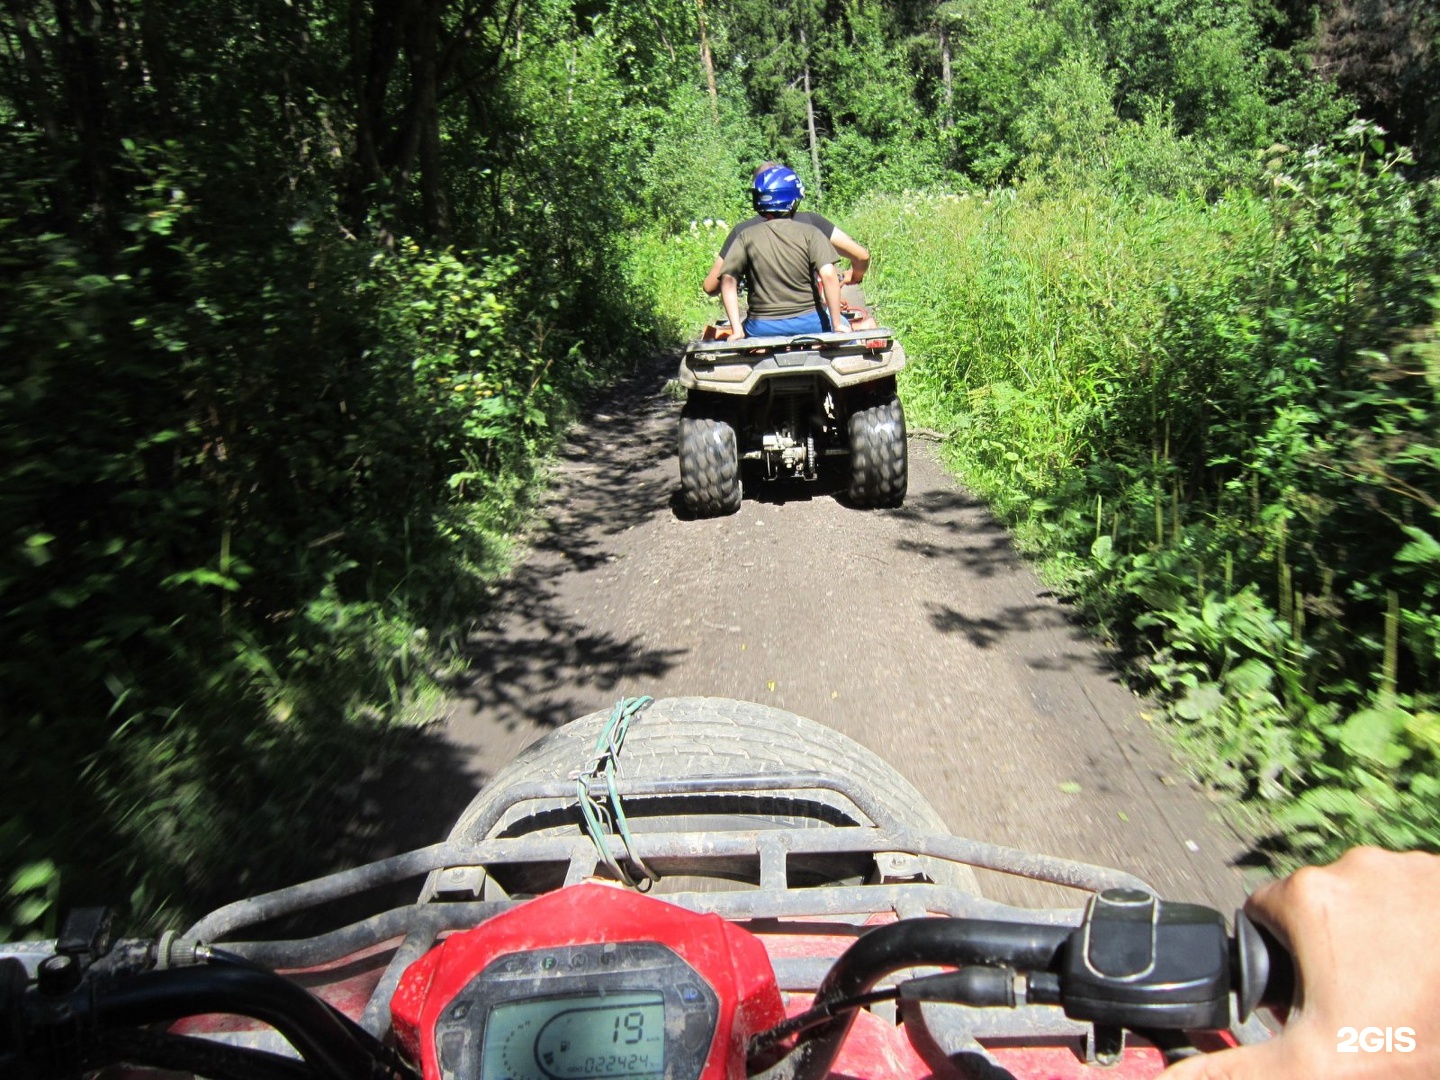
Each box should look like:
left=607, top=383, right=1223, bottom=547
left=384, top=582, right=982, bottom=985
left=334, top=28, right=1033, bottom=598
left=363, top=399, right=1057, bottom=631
left=679, top=402, right=741, bottom=517
left=432, top=697, right=979, bottom=897
left=847, top=394, right=907, bottom=508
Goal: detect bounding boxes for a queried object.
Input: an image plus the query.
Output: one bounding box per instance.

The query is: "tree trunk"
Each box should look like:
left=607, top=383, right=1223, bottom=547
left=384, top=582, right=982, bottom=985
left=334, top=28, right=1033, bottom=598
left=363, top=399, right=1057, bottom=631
left=347, top=0, right=404, bottom=229
left=696, top=0, right=718, bottom=123
left=138, top=0, right=174, bottom=134
left=52, top=0, right=118, bottom=245
left=649, top=10, right=675, bottom=61
left=409, top=0, right=449, bottom=241
left=940, top=24, right=953, bottom=129
left=4, top=0, right=71, bottom=229
left=799, top=25, right=822, bottom=206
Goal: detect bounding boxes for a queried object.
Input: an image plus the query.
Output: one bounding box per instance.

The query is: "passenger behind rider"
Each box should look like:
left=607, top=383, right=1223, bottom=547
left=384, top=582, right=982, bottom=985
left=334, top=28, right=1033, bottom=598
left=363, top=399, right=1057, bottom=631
left=701, top=163, right=871, bottom=296
left=711, top=164, right=852, bottom=339
left=1162, top=845, right=1440, bottom=1078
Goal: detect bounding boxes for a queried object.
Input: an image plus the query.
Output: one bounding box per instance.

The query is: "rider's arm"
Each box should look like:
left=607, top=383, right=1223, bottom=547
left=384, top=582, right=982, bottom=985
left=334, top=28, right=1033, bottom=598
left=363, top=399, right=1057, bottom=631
left=702, top=254, right=726, bottom=296
left=704, top=224, right=745, bottom=295
left=720, top=274, right=745, bottom=337
left=830, top=227, right=870, bottom=285
left=1163, top=846, right=1440, bottom=1079
left=817, top=263, right=846, bottom=331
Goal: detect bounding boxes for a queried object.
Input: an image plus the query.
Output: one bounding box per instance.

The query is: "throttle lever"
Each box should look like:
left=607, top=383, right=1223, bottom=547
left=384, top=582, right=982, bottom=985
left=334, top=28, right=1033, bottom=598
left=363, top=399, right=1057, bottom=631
left=1234, top=911, right=1296, bottom=1021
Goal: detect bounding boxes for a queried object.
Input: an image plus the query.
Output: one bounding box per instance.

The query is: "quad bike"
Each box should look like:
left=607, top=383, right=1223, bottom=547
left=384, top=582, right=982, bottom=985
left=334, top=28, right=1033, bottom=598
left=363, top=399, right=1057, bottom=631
left=677, top=292, right=908, bottom=517
left=1, top=697, right=1292, bottom=1080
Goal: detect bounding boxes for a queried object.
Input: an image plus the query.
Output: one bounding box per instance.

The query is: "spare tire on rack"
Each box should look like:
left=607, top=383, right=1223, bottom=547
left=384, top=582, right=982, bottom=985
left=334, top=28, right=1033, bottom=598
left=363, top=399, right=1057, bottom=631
left=429, top=697, right=979, bottom=897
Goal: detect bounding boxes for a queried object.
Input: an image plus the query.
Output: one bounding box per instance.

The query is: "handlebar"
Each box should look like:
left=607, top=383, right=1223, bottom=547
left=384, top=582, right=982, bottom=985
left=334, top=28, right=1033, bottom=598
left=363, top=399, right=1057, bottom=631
left=755, top=891, right=1295, bottom=1080
left=0, top=952, right=415, bottom=1080
left=1, top=893, right=1295, bottom=1080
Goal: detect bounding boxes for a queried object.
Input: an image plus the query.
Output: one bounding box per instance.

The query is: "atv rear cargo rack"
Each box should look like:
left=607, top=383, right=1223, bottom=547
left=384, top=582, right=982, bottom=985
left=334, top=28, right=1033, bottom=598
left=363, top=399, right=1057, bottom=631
left=685, top=327, right=895, bottom=358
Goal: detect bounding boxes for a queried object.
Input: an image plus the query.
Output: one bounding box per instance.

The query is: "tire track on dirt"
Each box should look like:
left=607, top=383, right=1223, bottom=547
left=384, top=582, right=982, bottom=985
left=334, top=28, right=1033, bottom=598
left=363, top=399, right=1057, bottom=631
left=434, top=352, right=1259, bottom=911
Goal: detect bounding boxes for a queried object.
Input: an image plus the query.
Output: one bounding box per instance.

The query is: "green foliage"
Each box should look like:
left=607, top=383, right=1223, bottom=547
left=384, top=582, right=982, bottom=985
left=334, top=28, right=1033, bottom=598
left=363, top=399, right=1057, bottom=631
left=632, top=84, right=771, bottom=231
left=713, top=0, right=829, bottom=158
left=812, top=5, right=946, bottom=205
left=855, top=121, right=1440, bottom=858
left=931, top=0, right=1071, bottom=182
left=0, top=185, right=553, bottom=934
left=1013, top=52, right=1120, bottom=179
left=625, top=224, right=734, bottom=339
left=0, top=0, right=682, bottom=937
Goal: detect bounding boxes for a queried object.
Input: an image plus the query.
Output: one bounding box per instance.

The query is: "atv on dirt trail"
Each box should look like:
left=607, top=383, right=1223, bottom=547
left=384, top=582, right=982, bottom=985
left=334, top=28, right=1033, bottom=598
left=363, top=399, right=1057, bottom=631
left=676, top=291, right=907, bottom=517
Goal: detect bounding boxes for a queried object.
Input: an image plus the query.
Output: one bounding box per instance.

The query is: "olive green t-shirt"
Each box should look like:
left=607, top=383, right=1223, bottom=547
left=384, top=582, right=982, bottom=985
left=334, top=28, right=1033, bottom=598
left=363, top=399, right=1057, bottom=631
left=718, top=217, right=839, bottom=319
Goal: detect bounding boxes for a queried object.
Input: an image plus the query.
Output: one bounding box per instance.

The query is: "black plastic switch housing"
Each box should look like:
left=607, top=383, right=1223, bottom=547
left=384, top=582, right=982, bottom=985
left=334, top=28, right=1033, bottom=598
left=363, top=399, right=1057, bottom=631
left=1060, top=889, right=1231, bottom=1031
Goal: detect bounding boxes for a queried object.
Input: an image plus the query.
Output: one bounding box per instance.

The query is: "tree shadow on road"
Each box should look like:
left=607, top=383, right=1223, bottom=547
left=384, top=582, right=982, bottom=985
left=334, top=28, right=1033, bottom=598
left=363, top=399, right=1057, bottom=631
left=449, top=352, right=690, bottom=733
left=897, top=489, right=1131, bottom=682
left=927, top=601, right=1076, bottom=649
left=186, top=724, right=486, bottom=928
left=889, top=488, right=1018, bottom=578
left=452, top=566, right=689, bottom=734
left=339, top=726, right=490, bottom=853
left=925, top=598, right=1129, bottom=683
left=531, top=354, right=682, bottom=570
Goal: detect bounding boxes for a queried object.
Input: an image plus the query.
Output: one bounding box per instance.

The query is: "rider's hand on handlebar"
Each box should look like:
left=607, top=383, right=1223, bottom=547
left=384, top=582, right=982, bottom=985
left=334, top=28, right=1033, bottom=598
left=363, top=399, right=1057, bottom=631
left=1164, top=846, right=1440, bottom=1079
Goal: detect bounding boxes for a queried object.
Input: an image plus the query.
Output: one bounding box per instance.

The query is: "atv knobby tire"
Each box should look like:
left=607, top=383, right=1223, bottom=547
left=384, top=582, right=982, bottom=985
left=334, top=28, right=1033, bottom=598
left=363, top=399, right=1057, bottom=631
left=436, top=697, right=978, bottom=896
left=848, top=394, right=907, bottom=508
left=679, top=407, right=741, bottom=517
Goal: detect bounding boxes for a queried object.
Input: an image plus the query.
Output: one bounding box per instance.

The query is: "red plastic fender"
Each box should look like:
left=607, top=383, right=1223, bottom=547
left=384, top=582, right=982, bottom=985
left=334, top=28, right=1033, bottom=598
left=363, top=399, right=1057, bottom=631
left=391, top=883, right=785, bottom=1080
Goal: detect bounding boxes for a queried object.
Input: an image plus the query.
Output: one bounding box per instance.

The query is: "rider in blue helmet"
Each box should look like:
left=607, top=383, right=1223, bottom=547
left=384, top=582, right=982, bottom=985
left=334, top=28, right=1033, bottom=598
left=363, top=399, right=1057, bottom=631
left=714, top=164, right=852, bottom=339
left=702, top=163, right=870, bottom=297
left=752, top=163, right=805, bottom=213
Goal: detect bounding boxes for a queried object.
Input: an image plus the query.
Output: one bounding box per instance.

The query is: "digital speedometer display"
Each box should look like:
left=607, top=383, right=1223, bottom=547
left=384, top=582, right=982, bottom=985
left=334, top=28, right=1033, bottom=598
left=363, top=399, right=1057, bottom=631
left=479, top=992, right=664, bottom=1080
left=429, top=941, right=718, bottom=1080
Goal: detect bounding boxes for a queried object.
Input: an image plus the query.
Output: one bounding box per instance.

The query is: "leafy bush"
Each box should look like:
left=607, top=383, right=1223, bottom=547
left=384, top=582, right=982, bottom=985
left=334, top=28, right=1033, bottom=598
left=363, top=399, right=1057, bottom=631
left=853, top=122, right=1440, bottom=859
left=0, top=0, right=671, bottom=936
left=625, top=224, right=732, bottom=340
left=0, top=177, right=584, bottom=932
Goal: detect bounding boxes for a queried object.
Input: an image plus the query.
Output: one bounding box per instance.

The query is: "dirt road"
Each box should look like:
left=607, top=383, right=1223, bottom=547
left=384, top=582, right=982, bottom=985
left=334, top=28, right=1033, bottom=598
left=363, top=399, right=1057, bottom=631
left=432, top=352, right=1258, bottom=911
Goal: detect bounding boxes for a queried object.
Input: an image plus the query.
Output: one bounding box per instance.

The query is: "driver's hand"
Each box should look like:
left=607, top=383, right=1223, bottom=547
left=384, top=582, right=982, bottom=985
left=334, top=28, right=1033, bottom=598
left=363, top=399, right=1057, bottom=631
left=1163, top=846, right=1440, bottom=1079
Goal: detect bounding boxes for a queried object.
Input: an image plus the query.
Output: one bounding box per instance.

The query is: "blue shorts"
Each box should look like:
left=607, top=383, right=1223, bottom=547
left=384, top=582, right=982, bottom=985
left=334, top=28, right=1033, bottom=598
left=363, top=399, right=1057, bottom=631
left=743, top=310, right=848, bottom=337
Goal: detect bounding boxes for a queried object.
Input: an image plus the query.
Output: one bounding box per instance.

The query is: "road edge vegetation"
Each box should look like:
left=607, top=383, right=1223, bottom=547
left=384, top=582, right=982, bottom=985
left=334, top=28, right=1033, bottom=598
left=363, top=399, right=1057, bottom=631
left=847, top=129, right=1440, bottom=868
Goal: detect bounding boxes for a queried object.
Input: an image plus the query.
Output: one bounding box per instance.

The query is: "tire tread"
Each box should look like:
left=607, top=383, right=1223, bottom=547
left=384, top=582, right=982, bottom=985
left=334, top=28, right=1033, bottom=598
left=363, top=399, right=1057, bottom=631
left=679, top=407, right=741, bottom=516
left=447, top=698, right=976, bottom=892
left=847, top=395, right=907, bottom=508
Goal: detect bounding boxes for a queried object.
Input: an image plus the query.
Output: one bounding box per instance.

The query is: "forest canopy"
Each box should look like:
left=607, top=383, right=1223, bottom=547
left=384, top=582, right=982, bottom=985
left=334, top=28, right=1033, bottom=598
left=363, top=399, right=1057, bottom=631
left=2, top=0, right=1438, bottom=935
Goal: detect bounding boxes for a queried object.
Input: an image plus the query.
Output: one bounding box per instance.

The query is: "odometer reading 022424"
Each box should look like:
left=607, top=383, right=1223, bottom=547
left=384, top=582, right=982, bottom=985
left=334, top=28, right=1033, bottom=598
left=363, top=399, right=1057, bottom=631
left=480, top=992, right=665, bottom=1080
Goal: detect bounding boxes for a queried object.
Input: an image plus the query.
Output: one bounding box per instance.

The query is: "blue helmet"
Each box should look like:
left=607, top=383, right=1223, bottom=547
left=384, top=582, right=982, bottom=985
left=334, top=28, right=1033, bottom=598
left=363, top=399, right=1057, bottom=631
left=752, top=165, right=804, bottom=213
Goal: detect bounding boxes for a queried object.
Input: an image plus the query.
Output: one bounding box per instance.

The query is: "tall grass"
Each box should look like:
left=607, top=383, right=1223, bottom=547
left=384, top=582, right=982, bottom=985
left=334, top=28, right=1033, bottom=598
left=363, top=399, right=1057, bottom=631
left=624, top=222, right=731, bottom=339
left=859, top=190, right=1262, bottom=513
left=851, top=131, right=1440, bottom=859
